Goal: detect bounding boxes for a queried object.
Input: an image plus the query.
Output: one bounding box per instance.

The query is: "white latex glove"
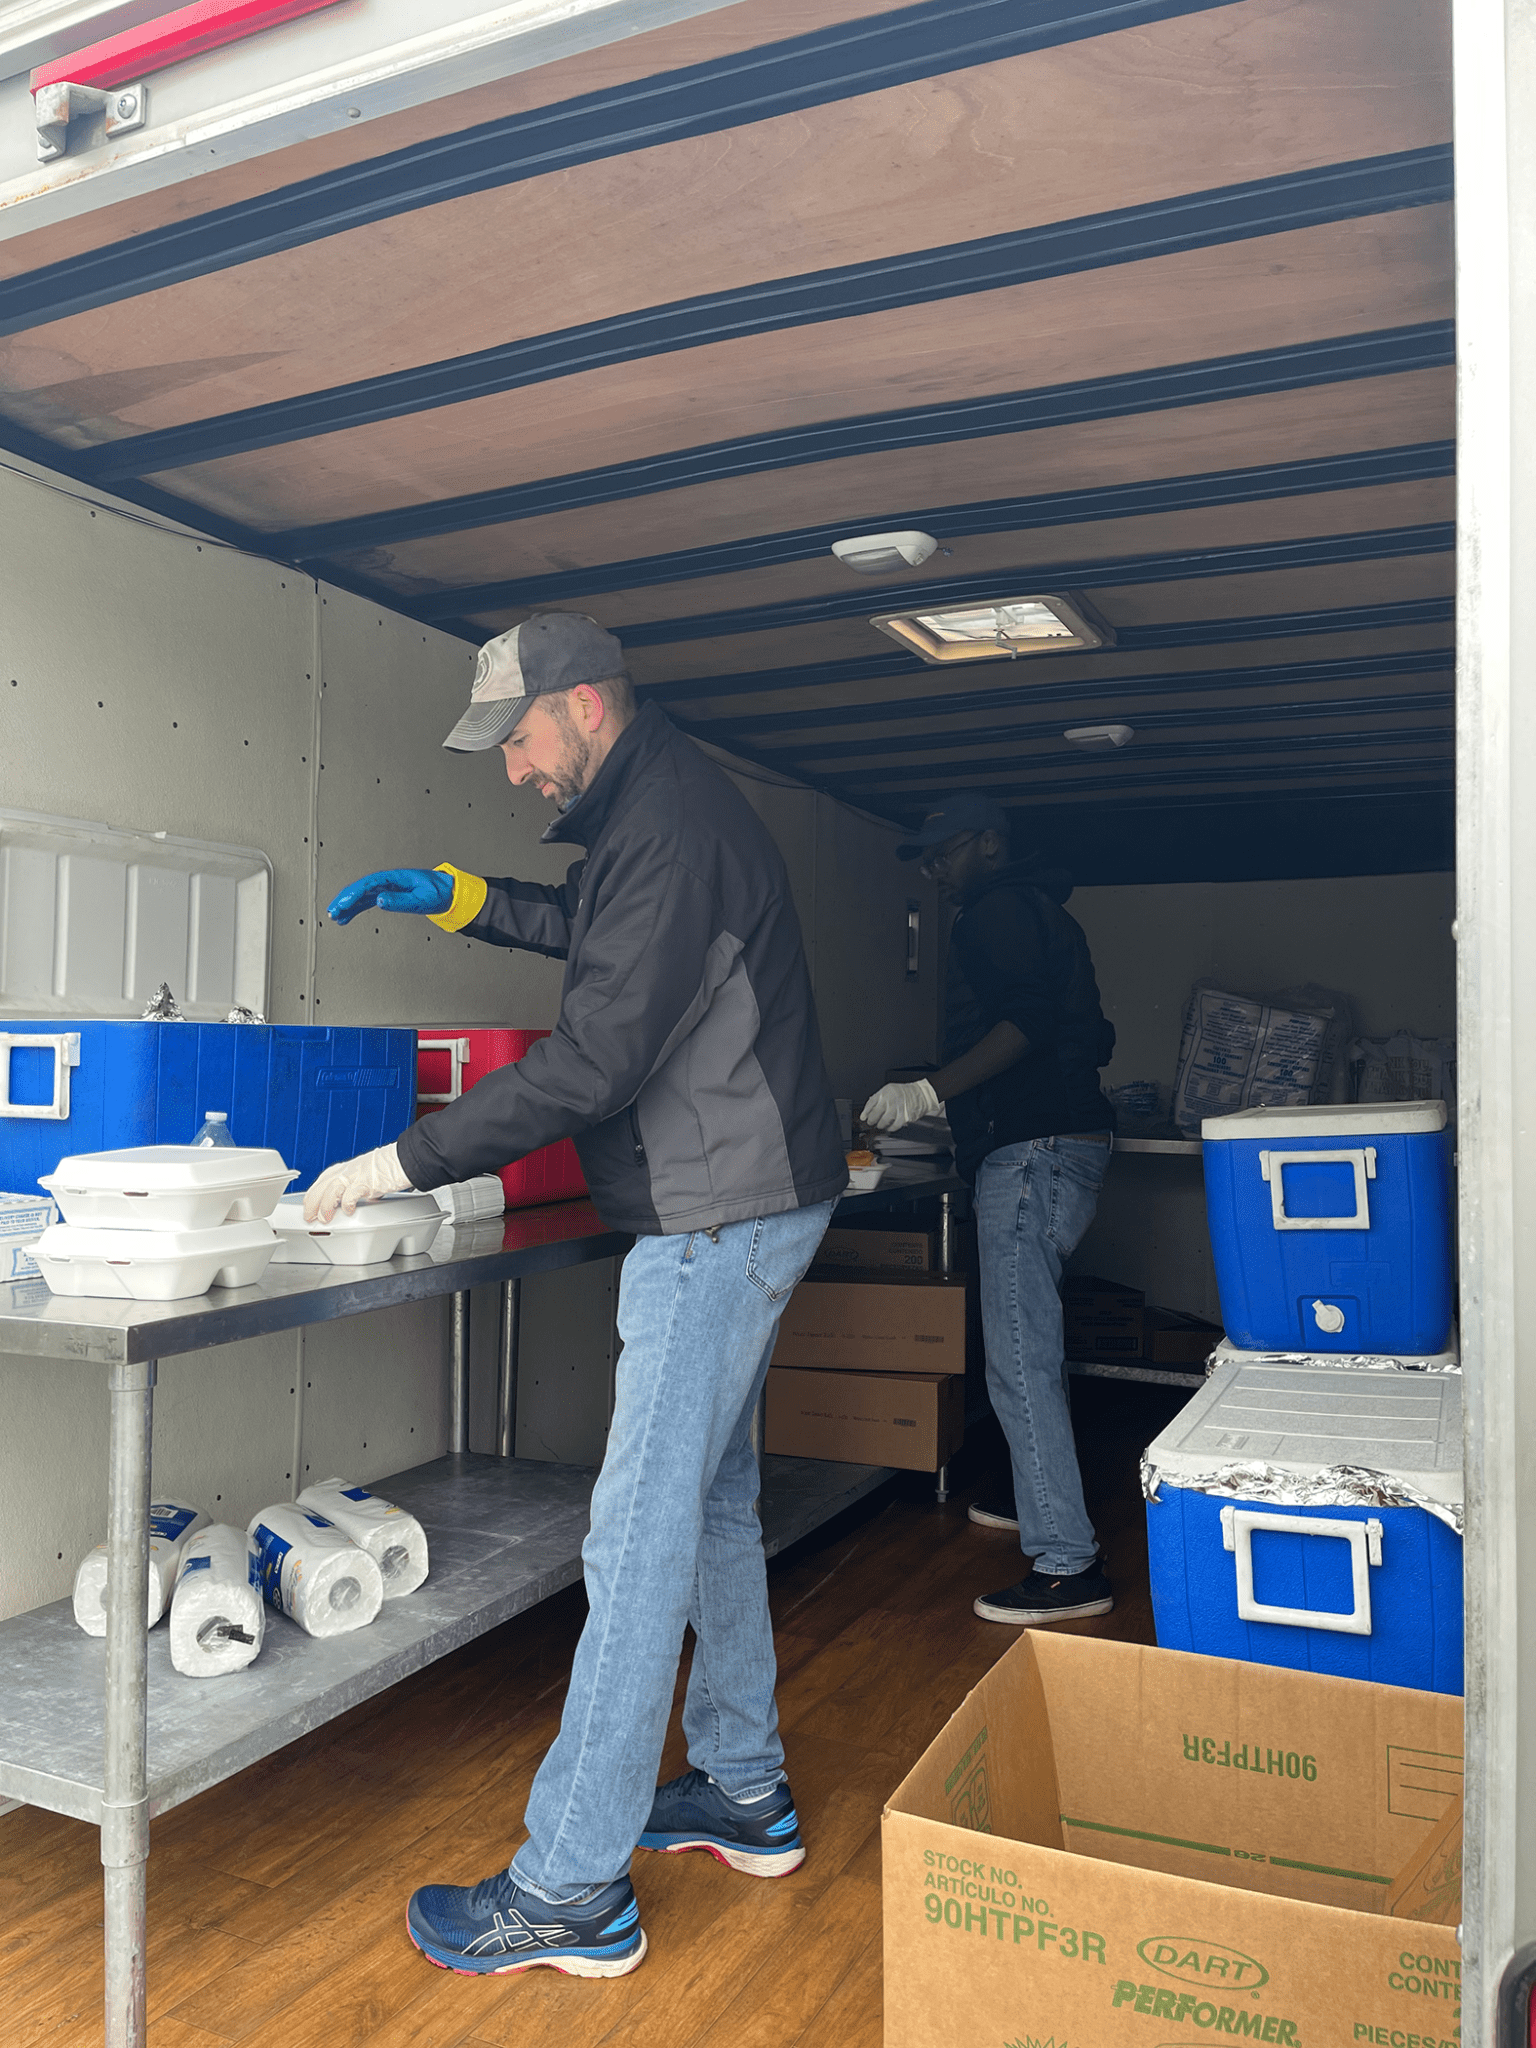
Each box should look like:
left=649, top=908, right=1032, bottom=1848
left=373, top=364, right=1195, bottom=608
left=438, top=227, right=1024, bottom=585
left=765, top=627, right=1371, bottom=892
left=303, top=1142, right=412, bottom=1222
left=860, top=1077, right=942, bottom=1133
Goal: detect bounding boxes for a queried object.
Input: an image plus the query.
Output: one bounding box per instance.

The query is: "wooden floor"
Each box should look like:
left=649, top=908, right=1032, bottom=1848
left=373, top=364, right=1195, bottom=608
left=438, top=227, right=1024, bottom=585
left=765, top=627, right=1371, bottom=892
left=1, top=1379, right=1189, bottom=2048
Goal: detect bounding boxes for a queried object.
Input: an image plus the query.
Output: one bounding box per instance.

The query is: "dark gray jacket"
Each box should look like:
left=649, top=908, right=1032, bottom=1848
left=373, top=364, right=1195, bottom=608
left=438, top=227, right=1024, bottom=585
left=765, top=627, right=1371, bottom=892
left=396, top=704, right=847, bottom=1233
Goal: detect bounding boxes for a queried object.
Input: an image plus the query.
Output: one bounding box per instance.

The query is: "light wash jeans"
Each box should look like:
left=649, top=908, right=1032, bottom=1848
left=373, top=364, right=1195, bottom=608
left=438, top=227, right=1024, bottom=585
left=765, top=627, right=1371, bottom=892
left=509, top=1200, right=836, bottom=1901
left=975, top=1136, right=1111, bottom=1577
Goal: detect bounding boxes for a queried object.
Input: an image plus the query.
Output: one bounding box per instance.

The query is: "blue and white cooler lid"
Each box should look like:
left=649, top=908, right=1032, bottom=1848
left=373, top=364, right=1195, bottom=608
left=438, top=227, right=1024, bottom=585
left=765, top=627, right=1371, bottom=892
left=1145, top=1359, right=1463, bottom=1510
left=1201, top=1100, right=1448, bottom=1141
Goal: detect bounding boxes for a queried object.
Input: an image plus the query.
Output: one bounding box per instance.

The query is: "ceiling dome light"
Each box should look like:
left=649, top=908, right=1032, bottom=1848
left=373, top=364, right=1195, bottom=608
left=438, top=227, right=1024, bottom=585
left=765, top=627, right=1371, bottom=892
left=831, top=531, right=938, bottom=575
left=1064, top=724, right=1134, bottom=747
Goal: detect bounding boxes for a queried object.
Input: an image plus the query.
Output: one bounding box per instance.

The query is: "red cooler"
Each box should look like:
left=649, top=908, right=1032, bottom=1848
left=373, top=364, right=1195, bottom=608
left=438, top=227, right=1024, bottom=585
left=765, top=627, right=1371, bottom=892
left=415, top=1030, right=588, bottom=1210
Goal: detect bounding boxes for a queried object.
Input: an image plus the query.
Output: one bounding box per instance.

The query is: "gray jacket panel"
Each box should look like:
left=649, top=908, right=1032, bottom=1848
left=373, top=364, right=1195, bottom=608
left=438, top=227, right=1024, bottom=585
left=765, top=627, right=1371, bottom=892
left=395, top=705, right=847, bottom=1233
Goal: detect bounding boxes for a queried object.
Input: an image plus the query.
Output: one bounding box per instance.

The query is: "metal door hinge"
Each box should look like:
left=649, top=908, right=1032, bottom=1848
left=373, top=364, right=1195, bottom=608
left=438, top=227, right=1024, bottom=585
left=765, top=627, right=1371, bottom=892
left=35, top=80, right=146, bottom=161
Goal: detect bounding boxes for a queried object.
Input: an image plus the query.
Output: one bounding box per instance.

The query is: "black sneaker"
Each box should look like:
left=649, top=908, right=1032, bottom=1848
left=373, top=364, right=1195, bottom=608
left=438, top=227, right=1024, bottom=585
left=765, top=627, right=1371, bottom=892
left=967, top=1499, right=1019, bottom=1531
left=974, top=1561, right=1114, bottom=1625
left=637, top=1767, right=805, bottom=1876
left=406, top=1867, right=645, bottom=1977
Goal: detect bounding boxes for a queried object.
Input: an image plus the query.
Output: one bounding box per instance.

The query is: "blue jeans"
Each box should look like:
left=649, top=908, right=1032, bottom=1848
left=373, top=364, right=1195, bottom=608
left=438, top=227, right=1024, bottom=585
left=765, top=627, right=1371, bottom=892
left=510, top=1200, right=836, bottom=1900
left=975, top=1137, right=1111, bottom=1576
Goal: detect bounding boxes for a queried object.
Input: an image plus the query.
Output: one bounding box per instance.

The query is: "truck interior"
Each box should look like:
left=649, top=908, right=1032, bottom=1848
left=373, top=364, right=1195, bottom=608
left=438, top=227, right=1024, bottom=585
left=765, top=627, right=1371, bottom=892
left=0, top=0, right=1494, bottom=2042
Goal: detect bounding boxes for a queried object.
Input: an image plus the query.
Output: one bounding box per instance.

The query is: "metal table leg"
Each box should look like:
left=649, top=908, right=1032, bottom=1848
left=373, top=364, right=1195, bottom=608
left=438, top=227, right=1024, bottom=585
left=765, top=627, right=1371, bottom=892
left=935, top=1462, right=950, bottom=1505
left=449, top=1292, right=471, bottom=1454
left=496, top=1279, right=520, bottom=1459
left=102, top=1356, right=155, bottom=2048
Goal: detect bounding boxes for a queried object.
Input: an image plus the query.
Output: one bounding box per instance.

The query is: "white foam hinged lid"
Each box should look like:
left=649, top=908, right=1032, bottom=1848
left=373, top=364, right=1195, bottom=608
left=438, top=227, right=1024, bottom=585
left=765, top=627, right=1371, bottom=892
left=1202, top=1101, right=1449, bottom=1141
left=42, top=1146, right=292, bottom=1192
left=271, top=1191, right=441, bottom=1233
left=1147, top=1360, right=1463, bottom=1506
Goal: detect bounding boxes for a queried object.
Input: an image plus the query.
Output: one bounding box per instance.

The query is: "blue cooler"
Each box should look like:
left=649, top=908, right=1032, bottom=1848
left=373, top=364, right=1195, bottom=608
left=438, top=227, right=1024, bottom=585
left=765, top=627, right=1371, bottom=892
left=1202, top=1100, right=1453, bottom=1353
left=1145, top=1359, right=1463, bottom=1694
left=0, top=1021, right=416, bottom=1193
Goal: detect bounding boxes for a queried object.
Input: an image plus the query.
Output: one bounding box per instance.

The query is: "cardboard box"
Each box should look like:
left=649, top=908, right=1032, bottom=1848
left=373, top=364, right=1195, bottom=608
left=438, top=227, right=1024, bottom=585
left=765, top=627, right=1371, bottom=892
left=815, top=1226, right=933, bottom=1273
left=883, top=1631, right=1463, bottom=2048
left=772, top=1272, right=967, bottom=1375
left=1144, top=1306, right=1226, bottom=1365
left=1064, top=1273, right=1146, bottom=1358
left=765, top=1365, right=964, bottom=1472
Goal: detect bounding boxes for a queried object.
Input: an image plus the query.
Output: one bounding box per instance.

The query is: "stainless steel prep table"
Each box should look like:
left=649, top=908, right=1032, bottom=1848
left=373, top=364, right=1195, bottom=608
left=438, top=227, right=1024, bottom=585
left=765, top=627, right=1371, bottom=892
left=0, top=1174, right=960, bottom=2048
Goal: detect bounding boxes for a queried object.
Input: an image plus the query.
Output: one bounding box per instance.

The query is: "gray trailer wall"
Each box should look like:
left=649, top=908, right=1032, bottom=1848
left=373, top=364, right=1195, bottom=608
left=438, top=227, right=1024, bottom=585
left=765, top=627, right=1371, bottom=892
left=0, top=452, right=939, bottom=1619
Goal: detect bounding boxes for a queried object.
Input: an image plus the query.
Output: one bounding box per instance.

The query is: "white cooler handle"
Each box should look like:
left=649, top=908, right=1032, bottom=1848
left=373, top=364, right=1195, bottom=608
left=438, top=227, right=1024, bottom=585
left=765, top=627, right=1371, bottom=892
left=0, top=1032, right=80, bottom=1120
left=417, top=1036, right=471, bottom=1106
left=1221, top=1506, right=1383, bottom=1635
left=1259, top=1147, right=1376, bottom=1231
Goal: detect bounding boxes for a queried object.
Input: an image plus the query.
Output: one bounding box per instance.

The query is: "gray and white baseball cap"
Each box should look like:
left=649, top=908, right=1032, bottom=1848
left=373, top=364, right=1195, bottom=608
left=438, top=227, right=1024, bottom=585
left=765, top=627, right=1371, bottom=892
left=442, top=613, right=627, bottom=752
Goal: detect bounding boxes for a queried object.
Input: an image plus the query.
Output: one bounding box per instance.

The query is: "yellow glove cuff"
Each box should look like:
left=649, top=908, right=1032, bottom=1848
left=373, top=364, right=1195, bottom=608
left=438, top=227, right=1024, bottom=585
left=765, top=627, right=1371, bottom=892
left=428, top=864, right=488, bottom=933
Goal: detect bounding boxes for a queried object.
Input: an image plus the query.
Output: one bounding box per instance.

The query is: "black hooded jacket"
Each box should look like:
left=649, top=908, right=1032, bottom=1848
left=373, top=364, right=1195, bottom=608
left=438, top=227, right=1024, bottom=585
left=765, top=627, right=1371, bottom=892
left=395, top=704, right=847, bottom=1234
left=942, top=854, right=1116, bottom=1180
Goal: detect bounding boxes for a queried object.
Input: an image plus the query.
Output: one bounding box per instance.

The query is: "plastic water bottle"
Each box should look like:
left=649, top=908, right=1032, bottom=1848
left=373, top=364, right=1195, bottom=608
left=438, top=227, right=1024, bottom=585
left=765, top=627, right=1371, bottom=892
left=192, top=1111, right=236, bottom=1148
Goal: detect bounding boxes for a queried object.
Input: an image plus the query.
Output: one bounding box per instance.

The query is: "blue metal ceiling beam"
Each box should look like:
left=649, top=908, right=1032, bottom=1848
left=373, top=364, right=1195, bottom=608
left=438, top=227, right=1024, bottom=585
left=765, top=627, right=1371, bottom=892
left=272, top=321, right=1455, bottom=560
left=615, top=522, right=1455, bottom=647
left=73, top=148, right=1451, bottom=487
left=746, top=688, right=1455, bottom=764
left=0, top=0, right=1238, bottom=341
left=689, top=648, right=1455, bottom=736
left=418, top=441, right=1454, bottom=619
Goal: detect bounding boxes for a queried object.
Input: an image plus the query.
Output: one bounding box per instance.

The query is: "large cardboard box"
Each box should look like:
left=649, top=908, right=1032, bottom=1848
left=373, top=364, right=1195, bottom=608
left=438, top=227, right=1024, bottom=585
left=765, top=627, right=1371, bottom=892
left=772, top=1272, right=967, bottom=1375
left=815, top=1226, right=933, bottom=1273
left=765, top=1366, right=964, bottom=1472
left=884, top=1631, right=1463, bottom=2048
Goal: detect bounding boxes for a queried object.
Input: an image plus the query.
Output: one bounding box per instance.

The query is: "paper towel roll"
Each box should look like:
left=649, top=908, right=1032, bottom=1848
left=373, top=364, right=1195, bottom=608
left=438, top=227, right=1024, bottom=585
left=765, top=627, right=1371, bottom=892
left=248, top=1503, right=384, bottom=1637
left=169, top=1525, right=265, bottom=1677
left=72, top=1501, right=211, bottom=1637
left=296, top=1477, right=429, bottom=1598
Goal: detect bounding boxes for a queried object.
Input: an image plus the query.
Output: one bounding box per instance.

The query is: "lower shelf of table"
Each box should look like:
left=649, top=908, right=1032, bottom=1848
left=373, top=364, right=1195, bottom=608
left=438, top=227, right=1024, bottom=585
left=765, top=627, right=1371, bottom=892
left=0, top=1451, right=893, bottom=1827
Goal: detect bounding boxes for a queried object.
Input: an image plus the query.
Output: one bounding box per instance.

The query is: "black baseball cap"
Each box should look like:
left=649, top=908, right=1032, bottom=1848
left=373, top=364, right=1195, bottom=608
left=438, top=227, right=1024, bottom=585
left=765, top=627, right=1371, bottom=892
left=443, top=613, right=628, bottom=752
left=896, top=796, right=1011, bottom=861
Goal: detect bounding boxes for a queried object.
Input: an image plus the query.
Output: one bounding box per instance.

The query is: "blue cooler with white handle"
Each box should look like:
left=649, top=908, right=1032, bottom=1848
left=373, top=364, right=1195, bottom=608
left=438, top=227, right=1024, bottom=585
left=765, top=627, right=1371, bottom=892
left=1201, top=1100, right=1453, bottom=1354
left=1145, top=1359, right=1463, bottom=1693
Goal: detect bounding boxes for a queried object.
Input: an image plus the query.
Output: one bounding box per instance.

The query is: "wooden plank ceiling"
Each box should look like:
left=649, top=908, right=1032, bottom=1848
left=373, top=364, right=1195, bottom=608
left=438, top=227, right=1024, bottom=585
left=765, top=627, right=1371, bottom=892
left=0, top=0, right=1454, bottom=867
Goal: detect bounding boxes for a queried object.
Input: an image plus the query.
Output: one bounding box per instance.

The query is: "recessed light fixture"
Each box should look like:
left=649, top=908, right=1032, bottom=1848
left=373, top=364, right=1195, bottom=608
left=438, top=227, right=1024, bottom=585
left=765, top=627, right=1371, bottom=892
left=830, top=530, right=938, bottom=574
left=1064, top=723, right=1134, bottom=747
left=869, top=593, right=1113, bottom=664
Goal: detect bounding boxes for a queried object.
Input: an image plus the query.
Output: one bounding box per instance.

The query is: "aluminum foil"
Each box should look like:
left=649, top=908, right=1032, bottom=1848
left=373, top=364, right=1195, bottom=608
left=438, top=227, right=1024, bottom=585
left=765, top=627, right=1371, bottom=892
left=1205, top=1348, right=1459, bottom=1376
left=226, top=1005, right=266, bottom=1024
left=140, top=981, right=183, bottom=1021
left=1140, top=1454, right=1462, bottom=1535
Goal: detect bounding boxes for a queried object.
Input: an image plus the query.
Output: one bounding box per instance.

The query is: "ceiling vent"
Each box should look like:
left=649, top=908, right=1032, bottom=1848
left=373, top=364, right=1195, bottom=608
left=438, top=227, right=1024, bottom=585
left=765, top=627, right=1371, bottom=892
left=870, top=593, right=1113, bottom=664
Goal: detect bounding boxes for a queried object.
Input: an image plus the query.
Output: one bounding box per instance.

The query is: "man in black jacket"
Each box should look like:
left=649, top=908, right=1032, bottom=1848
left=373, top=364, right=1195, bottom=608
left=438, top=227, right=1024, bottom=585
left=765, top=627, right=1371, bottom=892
left=862, top=796, right=1117, bottom=1626
left=306, top=613, right=846, bottom=1978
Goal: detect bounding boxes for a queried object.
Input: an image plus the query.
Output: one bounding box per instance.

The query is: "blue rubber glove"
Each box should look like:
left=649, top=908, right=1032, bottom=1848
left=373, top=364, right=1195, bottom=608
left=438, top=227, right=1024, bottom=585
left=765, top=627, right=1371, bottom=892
left=327, top=869, right=454, bottom=925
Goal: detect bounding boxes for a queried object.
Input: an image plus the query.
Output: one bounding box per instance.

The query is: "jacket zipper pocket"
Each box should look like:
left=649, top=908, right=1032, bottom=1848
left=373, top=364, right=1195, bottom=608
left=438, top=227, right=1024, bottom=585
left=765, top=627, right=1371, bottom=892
left=628, top=1106, right=647, bottom=1166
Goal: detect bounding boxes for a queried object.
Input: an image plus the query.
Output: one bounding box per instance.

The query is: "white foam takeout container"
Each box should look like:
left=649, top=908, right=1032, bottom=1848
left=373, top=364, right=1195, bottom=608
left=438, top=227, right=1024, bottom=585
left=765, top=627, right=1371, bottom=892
left=269, top=1191, right=443, bottom=1266
left=40, top=1146, right=297, bottom=1231
left=845, top=1162, right=888, bottom=1192
left=31, top=1218, right=280, bottom=1301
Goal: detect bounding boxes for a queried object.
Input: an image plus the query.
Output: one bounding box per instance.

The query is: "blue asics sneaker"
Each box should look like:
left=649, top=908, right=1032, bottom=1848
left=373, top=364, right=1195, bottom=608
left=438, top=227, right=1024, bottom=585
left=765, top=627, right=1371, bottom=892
left=637, top=1768, right=805, bottom=1876
left=406, top=1867, right=646, bottom=1977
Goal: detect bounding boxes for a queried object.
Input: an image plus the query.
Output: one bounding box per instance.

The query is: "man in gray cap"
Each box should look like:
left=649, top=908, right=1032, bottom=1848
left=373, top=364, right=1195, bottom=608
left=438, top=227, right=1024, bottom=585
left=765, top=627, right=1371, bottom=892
left=307, top=612, right=846, bottom=1978
left=861, top=797, right=1118, bottom=1627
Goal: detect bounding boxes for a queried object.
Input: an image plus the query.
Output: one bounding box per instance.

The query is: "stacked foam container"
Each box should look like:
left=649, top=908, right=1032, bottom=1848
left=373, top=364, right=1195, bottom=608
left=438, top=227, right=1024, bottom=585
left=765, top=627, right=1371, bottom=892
left=31, top=1145, right=296, bottom=1299
left=1144, top=1100, right=1464, bottom=1695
